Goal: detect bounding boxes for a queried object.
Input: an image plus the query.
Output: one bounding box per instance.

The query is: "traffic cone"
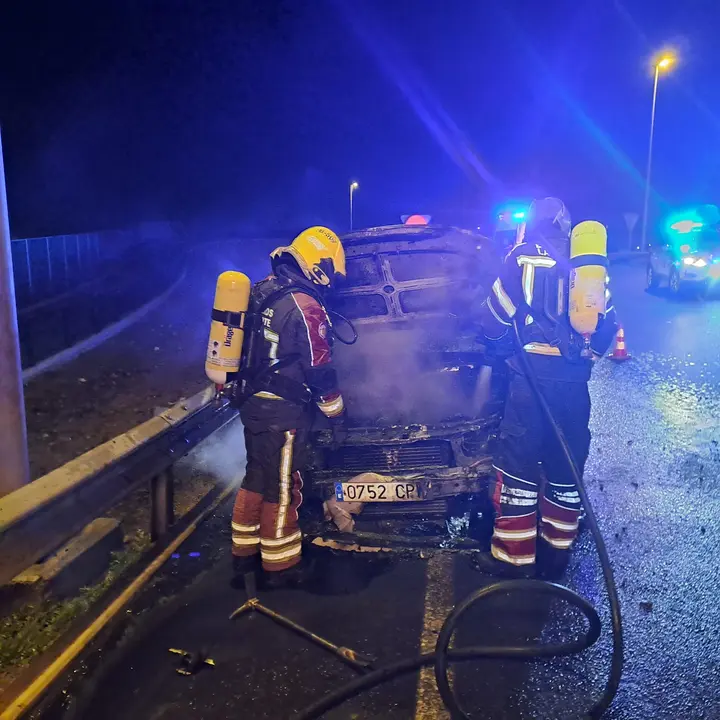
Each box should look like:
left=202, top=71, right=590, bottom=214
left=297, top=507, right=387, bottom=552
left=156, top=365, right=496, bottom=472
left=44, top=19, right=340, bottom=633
left=609, top=325, right=631, bottom=362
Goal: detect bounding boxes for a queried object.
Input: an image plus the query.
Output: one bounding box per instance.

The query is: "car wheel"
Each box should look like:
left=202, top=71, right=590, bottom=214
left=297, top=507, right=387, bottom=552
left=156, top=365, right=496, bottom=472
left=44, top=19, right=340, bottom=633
left=669, top=268, right=682, bottom=295
left=646, top=264, right=659, bottom=292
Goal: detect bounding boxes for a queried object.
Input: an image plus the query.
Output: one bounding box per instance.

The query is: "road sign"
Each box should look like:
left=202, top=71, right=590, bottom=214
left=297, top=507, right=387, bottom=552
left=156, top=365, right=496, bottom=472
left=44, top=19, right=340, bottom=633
left=623, top=212, right=640, bottom=250
left=623, top=212, right=639, bottom=232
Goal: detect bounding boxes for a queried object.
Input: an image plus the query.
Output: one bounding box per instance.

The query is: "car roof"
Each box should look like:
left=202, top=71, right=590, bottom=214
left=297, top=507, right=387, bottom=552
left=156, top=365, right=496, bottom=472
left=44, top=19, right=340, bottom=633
left=340, top=224, right=487, bottom=247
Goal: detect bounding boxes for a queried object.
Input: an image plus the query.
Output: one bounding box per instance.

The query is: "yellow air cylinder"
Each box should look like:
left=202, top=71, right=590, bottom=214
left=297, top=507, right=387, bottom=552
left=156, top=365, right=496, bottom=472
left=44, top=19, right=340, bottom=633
left=569, top=220, right=608, bottom=341
left=205, top=271, right=251, bottom=386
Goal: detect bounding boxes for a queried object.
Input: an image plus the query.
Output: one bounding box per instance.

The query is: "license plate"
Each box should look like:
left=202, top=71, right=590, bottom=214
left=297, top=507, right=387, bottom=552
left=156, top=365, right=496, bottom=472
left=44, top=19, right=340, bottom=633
left=335, top=481, right=427, bottom=502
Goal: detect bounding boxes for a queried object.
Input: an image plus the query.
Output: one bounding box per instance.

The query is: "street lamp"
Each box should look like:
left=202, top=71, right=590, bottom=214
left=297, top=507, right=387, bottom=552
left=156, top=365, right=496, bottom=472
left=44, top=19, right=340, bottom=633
left=349, top=181, right=359, bottom=231
left=640, top=52, right=676, bottom=251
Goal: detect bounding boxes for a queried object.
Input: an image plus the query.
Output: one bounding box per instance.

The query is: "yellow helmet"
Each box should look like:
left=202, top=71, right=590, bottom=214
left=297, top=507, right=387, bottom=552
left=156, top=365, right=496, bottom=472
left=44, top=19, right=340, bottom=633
left=270, top=226, right=346, bottom=287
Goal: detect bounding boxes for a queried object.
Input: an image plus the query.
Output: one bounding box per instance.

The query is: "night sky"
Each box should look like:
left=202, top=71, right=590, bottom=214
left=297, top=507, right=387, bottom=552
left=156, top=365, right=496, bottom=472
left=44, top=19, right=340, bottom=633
left=0, top=0, right=718, bottom=240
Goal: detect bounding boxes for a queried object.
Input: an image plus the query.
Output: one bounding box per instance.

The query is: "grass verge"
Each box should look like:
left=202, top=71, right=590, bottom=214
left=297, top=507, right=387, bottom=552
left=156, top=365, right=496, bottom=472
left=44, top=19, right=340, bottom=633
left=0, top=530, right=151, bottom=675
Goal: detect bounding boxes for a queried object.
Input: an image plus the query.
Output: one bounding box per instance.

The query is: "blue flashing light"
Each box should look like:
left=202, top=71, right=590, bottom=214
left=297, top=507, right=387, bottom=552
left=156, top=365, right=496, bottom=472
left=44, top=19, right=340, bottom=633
left=497, top=204, right=529, bottom=226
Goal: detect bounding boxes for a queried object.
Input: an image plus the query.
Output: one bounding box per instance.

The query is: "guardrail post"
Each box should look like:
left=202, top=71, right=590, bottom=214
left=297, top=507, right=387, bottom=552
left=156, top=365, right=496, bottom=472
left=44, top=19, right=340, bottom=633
left=45, top=236, right=52, bottom=283
left=150, top=468, right=175, bottom=540
left=25, top=238, right=32, bottom=292
left=62, top=234, right=69, bottom=282
left=0, top=129, right=30, bottom=493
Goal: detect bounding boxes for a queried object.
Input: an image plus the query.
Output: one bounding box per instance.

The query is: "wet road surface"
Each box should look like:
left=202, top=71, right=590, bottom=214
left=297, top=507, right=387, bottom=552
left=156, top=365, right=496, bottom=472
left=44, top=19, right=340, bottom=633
left=44, top=258, right=720, bottom=719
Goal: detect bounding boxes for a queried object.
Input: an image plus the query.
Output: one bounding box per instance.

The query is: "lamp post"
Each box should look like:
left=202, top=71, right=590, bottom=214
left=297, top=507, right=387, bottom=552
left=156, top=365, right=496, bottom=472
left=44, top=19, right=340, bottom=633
left=0, top=130, right=30, bottom=494
left=349, top=181, right=359, bottom=231
left=640, top=53, right=675, bottom=251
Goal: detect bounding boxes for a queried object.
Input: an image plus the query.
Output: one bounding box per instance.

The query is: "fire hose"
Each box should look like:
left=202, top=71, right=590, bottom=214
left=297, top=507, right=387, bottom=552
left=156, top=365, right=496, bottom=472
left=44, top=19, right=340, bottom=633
left=292, top=319, right=624, bottom=719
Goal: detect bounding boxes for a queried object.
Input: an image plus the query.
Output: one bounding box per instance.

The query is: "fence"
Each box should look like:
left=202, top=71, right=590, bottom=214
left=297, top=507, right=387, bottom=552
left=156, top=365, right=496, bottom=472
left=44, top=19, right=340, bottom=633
left=11, top=229, right=139, bottom=309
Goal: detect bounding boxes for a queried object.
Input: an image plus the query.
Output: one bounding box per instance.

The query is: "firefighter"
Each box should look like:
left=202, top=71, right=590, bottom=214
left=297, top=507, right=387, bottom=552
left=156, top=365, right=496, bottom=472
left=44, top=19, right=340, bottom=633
left=472, top=198, right=617, bottom=578
left=231, top=226, right=348, bottom=588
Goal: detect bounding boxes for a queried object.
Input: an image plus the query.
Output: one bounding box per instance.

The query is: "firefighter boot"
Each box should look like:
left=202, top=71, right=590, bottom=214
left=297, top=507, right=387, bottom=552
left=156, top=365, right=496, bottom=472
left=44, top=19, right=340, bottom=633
left=260, top=557, right=317, bottom=591
left=536, top=542, right=571, bottom=581
left=231, top=555, right=260, bottom=589
left=471, top=551, right=536, bottom=579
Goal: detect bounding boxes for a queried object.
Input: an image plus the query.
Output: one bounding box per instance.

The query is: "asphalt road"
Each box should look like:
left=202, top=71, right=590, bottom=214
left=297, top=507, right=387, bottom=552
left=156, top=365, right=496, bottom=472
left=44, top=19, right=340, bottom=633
left=45, top=259, right=720, bottom=720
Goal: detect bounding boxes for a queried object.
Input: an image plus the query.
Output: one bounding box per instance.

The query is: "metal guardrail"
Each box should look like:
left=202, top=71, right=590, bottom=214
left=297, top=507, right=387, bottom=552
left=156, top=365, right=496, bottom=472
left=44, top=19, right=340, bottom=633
left=17, top=244, right=183, bottom=371
left=11, top=230, right=139, bottom=308
left=0, top=386, right=238, bottom=587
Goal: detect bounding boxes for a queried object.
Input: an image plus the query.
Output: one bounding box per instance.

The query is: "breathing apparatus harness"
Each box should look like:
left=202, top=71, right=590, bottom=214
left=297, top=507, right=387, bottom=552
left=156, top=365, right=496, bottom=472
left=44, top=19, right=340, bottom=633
left=512, top=224, right=609, bottom=364
left=234, top=279, right=357, bottom=409
left=292, top=319, right=623, bottom=720
left=516, top=250, right=584, bottom=362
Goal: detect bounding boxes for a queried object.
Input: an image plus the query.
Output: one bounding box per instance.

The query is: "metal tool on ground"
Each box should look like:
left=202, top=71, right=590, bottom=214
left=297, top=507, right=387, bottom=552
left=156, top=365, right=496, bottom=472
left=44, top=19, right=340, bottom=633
left=228, top=571, right=376, bottom=673
left=168, top=647, right=216, bottom=676
left=609, top=325, right=631, bottom=362
left=293, top=317, right=623, bottom=720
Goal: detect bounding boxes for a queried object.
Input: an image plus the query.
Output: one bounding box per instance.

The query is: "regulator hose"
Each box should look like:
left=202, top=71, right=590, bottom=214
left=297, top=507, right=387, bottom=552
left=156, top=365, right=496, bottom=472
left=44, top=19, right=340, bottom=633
left=509, top=321, right=624, bottom=718
left=327, top=309, right=358, bottom=345
left=292, top=321, right=623, bottom=720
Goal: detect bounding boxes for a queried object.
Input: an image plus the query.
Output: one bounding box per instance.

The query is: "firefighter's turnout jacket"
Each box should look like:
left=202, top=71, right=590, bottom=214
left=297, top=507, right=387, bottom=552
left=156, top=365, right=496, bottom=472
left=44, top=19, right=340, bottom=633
left=232, top=266, right=345, bottom=573
left=474, top=230, right=617, bottom=567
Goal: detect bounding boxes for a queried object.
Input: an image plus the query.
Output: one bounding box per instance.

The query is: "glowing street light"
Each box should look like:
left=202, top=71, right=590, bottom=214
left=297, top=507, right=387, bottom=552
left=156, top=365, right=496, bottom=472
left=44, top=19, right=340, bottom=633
left=349, top=181, right=359, bottom=231
left=640, top=51, right=677, bottom=251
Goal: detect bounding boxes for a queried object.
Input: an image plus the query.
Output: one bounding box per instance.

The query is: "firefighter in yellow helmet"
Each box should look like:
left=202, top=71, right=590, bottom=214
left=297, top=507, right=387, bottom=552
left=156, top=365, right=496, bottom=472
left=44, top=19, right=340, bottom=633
left=231, top=227, right=348, bottom=589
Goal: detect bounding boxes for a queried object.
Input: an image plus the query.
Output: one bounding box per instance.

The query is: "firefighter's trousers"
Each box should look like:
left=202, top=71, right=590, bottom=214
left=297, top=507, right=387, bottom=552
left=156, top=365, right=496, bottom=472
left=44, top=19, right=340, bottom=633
left=232, top=426, right=308, bottom=572
left=491, top=371, right=591, bottom=567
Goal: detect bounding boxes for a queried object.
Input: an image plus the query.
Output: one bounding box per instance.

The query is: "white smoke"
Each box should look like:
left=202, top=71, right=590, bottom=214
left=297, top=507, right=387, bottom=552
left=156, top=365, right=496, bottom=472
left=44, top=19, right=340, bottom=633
left=333, top=321, right=493, bottom=426
left=182, top=418, right=247, bottom=487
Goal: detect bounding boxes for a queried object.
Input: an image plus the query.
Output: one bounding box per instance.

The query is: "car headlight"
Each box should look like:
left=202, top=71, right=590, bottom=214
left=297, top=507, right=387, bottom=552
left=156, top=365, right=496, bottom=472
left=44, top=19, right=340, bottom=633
left=683, top=257, right=695, bottom=265
left=694, top=258, right=708, bottom=268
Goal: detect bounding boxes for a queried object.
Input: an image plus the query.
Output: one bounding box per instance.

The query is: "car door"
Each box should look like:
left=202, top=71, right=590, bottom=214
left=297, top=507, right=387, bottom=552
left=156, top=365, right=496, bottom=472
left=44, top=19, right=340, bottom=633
left=653, top=239, right=672, bottom=277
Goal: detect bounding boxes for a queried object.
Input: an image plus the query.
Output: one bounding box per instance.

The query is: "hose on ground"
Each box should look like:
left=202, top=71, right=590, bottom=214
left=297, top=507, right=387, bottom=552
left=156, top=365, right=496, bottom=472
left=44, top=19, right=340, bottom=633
left=292, top=320, right=623, bottom=720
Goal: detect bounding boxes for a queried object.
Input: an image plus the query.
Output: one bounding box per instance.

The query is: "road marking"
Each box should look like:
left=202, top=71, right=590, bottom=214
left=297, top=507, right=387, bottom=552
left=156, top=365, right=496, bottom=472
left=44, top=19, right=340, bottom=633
left=415, top=552, right=455, bottom=720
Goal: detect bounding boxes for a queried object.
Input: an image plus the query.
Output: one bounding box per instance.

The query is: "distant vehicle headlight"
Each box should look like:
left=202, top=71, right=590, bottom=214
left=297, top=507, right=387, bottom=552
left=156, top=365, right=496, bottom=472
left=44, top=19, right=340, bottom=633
left=694, top=258, right=708, bottom=268
left=683, top=257, right=695, bottom=265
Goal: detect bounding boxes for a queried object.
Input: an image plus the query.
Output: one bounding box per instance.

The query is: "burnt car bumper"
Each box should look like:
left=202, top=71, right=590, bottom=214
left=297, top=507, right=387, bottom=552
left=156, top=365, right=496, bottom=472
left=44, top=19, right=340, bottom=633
left=308, top=417, right=497, bottom=501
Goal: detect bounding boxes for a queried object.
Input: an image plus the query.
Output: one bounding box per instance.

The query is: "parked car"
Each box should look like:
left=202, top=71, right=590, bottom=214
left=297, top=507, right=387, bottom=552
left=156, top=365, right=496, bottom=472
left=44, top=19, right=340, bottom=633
left=306, top=224, right=505, bottom=541
left=647, top=226, right=720, bottom=296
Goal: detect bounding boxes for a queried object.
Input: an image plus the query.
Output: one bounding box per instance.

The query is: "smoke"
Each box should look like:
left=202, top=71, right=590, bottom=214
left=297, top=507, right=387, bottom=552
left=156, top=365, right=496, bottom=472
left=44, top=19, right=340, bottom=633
left=334, top=320, right=493, bottom=427
left=331, top=244, right=500, bottom=427
left=182, top=419, right=247, bottom=487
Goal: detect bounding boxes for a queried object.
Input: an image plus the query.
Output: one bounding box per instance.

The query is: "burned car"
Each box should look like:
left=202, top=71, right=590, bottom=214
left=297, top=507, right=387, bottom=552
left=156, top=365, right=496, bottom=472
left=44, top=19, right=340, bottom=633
left=307, top=224, right=505, bottom=539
